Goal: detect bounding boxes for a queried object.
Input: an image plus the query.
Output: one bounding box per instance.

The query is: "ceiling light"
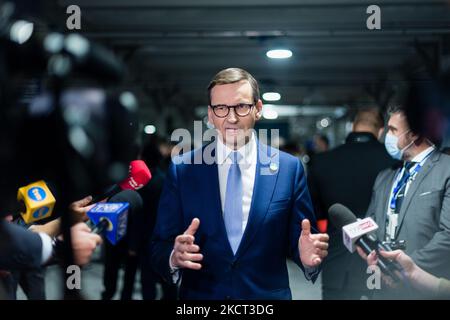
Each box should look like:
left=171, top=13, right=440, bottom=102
left=10, top=20, right=34, bottom=44
left=262, top=106, right=279, bottom=120
left=266, top=49, right=292, bottom=59
left=262, top=92, right=281, bottom=101
left=144, top=125, right=156, bottom=134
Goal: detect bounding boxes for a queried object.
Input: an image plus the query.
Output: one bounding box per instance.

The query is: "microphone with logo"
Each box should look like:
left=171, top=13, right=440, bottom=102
left=50, top=190, right=143, bottom=266
left=87, top=189, right=143, bottom=245
left=13, top=180, right=56, bottom=226
left=90, top=160, right=151, bottom=204
left=328, top=203, right=404, bottom=282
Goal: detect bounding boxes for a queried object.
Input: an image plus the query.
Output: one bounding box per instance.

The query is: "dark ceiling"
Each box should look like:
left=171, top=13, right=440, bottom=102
left=37, top=0, right=450, bottom=135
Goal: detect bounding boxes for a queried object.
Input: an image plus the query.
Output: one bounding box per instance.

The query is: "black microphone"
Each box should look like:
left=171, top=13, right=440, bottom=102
left=0, top=4, right=124, bottom=83
left=63, top=33, right=125, bottom=83
left=328, top=203, right=404, bottom=282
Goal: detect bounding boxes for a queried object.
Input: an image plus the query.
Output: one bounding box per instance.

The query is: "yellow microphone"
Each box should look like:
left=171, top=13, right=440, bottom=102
left=16, top=180, right=56, bottom=224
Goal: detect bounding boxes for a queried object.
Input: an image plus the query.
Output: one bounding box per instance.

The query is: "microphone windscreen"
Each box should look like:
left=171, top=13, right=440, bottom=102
left=119, top=160, right=151, bottom=191
left=328, top=203, right=357, bottom=229
left=109, top=189, right=143, bottom=216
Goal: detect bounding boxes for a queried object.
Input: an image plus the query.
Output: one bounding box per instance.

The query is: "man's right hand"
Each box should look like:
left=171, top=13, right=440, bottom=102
left=71, top=222, right=103, bottom=266
left=170, top=218, right=203, bottom=270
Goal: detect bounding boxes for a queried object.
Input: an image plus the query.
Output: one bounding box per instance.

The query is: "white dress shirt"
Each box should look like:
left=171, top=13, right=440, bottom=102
left=37, top=232, right=53, bottom=264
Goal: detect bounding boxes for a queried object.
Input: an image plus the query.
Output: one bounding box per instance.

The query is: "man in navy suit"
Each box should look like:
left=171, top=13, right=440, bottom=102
left=151, top=68, right=329, bottom=300
left=1, top=212, right=102, bottom=299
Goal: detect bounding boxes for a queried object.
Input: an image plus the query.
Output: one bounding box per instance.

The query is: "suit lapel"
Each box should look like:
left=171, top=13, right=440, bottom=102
left=396, top=151, right=440, bottom=235
left=378, top=170, right=397, bottom=240
left=235, top=141, right=279, bottom=259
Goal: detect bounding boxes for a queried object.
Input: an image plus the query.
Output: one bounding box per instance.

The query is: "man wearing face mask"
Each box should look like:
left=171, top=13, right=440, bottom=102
left=364, top=105, right=450, bottom=299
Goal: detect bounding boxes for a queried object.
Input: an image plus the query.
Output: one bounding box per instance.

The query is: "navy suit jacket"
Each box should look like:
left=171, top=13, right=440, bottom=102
left=0, top=220, right=42, bottom=271
left=151, top=141, right=318, bottom=300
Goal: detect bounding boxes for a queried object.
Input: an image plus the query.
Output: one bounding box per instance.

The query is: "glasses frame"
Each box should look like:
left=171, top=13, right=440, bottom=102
left=210, top=103, right=255, bottom=118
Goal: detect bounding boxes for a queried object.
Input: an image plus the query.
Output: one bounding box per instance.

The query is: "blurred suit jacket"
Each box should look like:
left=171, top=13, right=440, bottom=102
left=0, top=220, right=43, bottom=299
left=367, top=150, right=450, bottom=298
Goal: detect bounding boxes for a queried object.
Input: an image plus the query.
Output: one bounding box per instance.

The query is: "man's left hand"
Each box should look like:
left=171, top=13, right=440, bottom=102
left=69, top=195, right=95, bottom=223
left=298, top=219, right=329, bottom=268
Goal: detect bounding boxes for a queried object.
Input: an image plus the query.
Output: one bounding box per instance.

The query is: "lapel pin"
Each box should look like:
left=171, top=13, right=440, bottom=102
left=269, top=162, right=278, bottom=173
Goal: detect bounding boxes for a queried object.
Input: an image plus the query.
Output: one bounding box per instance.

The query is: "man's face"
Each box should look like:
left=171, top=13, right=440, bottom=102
left=313, top=136, right=328, bottom=153
left=387, top=112, right=415, bottom=150
left=208, top=80, right=262, bottom=149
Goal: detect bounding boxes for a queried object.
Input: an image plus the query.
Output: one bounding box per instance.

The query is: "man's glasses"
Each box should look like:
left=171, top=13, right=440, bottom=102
left=210, top=103, right=254, bottom=118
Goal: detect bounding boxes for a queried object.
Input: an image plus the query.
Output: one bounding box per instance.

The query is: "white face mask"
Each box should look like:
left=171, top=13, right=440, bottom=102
left=384, top=130, right=415, bottom=160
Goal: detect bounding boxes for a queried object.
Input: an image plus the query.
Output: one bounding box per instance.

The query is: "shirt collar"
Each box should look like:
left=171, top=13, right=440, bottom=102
left=410, top=146, right=435, bottom=164
left=216, top=132, right=256, bottom=165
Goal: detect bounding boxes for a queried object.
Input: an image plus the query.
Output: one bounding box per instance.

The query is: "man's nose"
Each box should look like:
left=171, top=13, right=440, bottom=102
left=226, top=108, right=238, bottom=123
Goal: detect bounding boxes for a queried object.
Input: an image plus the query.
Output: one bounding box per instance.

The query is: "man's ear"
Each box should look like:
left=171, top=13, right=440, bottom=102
left=377, top=128, right=384, bottom=140
left=410, top=131, right=420, bottom=144
left=255, top=100, right=263, bottom=120
left=207, top=106, right=214, bottom=126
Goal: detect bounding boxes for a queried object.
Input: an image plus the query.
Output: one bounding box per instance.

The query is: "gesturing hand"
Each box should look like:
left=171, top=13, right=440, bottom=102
left=170, top=218, right=203, bottom=270
left=299, top=219, right=329, bottom=268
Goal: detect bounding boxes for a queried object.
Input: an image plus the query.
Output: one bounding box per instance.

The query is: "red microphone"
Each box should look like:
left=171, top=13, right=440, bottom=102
left=119, top=160, right=151, bottom=191
left=317, top=219, right=328, bottom=233
left=90, top=160, right=151, bottom=203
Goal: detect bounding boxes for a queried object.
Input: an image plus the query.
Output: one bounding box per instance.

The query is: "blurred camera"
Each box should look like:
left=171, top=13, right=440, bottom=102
left=381, top=240, right=407, bottom=251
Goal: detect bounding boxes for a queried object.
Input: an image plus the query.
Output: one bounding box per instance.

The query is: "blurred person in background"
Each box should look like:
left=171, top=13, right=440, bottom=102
left=136, top=137, right=178, bottom=300
left=308, top=107, right=395, bottom=299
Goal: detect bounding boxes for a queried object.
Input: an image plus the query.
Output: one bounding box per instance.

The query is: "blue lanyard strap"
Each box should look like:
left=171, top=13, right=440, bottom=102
left=389, top=150, right=434, bottom=210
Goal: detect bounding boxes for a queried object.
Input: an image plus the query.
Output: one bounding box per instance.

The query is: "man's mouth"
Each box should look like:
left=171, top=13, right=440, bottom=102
left=225, top=128, right=242, bottom=136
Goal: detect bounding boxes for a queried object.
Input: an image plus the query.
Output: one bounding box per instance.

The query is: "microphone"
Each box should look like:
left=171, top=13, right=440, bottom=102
left=62, top=33, right=125, bottom=83
left=14, top=180, right=56, bottom=225
left=90, top=160, right=151, bottom=204
left=328, top=203, right=403, bottom=282
left=87, top=189, right=143, bottom=245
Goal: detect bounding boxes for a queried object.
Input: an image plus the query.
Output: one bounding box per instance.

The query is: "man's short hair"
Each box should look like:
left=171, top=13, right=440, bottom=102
left=207, top=68, right=260, bottom=105
left=386, top=104, right=414, bottom=128
left=386, top=104, right=424, bottom=137
left=353, top=107, right=385, bottom=131
left=387, top=105, right=408, bottom=118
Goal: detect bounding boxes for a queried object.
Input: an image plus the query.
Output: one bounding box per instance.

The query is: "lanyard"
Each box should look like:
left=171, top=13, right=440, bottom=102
left=389, top=150, right=434, bottom=211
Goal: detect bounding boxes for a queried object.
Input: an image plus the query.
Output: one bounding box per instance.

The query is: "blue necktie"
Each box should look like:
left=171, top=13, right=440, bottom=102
left=394, top=161, right=416, bottom=213
left=223, top=151, right=243, bottom=255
